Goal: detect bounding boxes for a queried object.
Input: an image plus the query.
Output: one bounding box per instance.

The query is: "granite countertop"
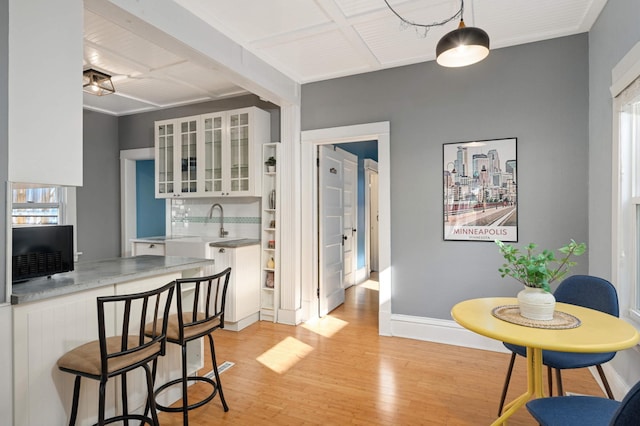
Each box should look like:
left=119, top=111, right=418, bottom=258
left=11, top=255, right=214, bottom=305
left=131, top=236, right=261, bottom=248
left=209, top=238, right=260, bottom=248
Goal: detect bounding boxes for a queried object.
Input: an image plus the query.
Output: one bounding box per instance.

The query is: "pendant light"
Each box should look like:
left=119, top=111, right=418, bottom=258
left=436, top=19, right=489, bottom=67
left=384, top=0, right=490, bottom=68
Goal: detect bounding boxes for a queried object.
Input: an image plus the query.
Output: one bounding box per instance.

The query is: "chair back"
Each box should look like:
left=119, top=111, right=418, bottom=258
left=611, top=380, right=640, bottom=425
left=175, top=268, right=232, bottom=343
left=96, top=280, right=175, bottom=379
left=554, top=275, right=619, bottom=317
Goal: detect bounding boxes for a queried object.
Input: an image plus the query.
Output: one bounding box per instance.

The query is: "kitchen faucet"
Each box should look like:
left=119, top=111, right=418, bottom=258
left=208, top=203, right=228, bottom=238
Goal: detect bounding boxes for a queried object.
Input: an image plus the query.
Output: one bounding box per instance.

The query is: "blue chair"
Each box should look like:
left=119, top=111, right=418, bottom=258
left=526, top=379, right=640, bottom=425
left=498, top=275, right=619, bottom=415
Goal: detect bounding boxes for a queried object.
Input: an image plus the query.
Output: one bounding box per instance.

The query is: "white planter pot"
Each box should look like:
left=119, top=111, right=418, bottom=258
left=517, top=286, right=556, bottom=320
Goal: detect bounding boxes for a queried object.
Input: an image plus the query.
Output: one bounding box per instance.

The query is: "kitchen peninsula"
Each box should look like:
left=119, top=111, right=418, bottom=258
left=12, top=255, right=213, bottom=426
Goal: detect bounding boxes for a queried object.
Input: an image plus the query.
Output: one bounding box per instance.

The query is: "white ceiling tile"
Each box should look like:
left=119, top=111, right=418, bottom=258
left=176, top=0, right=331, bottom=42
left=261, top=29, right=372, bottom=82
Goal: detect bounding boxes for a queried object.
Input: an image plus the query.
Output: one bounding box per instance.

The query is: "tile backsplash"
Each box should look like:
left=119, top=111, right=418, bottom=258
left=169, top=198, right=261, bottom=239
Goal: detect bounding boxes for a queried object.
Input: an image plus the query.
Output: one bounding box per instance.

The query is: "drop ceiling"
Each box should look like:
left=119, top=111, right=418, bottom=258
left=83, top=0, right=607, bottom=116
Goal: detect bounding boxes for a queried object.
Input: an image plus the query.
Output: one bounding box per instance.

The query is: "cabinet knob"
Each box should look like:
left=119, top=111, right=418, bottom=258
left=219, top=248, right=225, bottom=253
left=149, top=244, right=155, bottom=248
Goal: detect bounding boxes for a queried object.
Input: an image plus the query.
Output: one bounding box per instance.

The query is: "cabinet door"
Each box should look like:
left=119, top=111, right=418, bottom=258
left=228, top=111, right=251, bottom=195
left=177, top=116, right=200, bottom=196
left=155, top=119, right=175, bottom=198
left=202, top=113, right=225, bottom=196
left=211, top=247, right=235, bottom=321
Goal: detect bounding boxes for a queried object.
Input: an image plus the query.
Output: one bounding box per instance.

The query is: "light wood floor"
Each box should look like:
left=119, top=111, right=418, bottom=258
left=157, top=275, right=603, bottom=425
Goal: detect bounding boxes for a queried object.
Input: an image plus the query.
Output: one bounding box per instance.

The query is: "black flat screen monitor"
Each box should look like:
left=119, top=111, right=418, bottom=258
left=12, top=225, right=74, bottom=282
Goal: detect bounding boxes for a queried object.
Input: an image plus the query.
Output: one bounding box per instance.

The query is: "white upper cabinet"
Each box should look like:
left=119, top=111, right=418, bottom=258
left=155, top=107, right=270, bottom=198
left=9, top=0, right=83, bottom=186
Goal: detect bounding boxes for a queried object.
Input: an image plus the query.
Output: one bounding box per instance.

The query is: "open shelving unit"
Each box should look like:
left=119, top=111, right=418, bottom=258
left=260, top=143, right=279, bottom=322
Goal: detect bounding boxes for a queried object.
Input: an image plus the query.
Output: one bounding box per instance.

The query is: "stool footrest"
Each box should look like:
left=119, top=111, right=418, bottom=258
left=100, top=413, right=155, bottom=425
left=154, top=376, right=218, bottom=413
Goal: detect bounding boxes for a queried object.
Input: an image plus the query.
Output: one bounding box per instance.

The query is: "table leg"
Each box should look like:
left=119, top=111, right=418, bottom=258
left=492, top=347, right=544, bottom=425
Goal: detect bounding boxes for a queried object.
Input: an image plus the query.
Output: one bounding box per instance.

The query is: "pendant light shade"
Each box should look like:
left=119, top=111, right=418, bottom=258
left=436, top=20, right=490, bottom=67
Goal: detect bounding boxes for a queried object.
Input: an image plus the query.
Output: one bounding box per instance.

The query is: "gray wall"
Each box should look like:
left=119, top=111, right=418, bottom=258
left=78, top=110, right=120, bottom=261
left=119, top=94, right=280, bottom=150
left=589, top=0, right=640, bottom=385
left=302, top=34, right=590, bottom=320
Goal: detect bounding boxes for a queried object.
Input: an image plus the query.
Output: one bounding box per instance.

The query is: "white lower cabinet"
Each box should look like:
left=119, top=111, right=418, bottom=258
left=131, top=241, right=166, bottom=256
left=208, top=244, right=260, bottom=331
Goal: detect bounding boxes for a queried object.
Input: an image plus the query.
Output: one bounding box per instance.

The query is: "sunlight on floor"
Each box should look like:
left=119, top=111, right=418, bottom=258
left=301, top=315, right=349, bottom=338
left=377, top=358, right=398, bottom=414
left=256, top=336, right=314, bottom=374
left=359, top=278, right=379, bottom=291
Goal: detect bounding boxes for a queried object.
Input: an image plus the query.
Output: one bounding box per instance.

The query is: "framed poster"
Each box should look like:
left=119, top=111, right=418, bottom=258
left=443, top=138, right=518, bottom=242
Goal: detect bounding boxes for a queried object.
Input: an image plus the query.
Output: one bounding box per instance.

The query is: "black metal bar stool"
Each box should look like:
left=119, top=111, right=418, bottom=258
left=57, top=281, right=175, bottom=425
left=145, top=268, right=232, bottom=425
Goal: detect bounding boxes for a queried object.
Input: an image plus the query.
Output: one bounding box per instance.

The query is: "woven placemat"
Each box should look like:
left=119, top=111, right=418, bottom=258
left=491, top=305, right=581, bottom=329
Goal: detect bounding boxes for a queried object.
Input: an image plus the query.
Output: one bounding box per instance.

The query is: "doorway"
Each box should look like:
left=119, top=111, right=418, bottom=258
left=301, top=121, right=391, bottom=335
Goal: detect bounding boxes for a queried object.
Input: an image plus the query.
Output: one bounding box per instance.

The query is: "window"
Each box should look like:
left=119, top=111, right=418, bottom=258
left=614, top=75, right=640, bottom=325
left=12, top=186, right=63, bottom=225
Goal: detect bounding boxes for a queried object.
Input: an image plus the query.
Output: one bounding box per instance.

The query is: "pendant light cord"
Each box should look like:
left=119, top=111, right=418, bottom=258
left=383, top=0, right=464, bottom=30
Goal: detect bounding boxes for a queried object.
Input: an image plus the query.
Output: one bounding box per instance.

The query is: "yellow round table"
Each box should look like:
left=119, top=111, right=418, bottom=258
left=451, top=297, right=640, bottom=426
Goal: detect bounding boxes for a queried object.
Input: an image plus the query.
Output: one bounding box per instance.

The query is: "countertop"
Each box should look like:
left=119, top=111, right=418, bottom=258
left=11, top=255, right=214, bottom=305
left=131, top=236, right=261, bottom=248
left=209, top=238, right=260, bottom=248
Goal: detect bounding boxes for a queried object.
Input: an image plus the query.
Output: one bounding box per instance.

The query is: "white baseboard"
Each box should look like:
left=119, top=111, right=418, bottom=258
left=278, top=307, right=303, bottom=325
left=390, top=314, right=508, bottom=352
left=592, top=362, right=630, bottom=400
left=389, top=313, right=630, bottom=398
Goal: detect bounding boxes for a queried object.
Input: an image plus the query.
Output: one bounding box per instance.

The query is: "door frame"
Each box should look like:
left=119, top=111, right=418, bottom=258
left=301, top=122, right=391, bottom=335
left=364, top=158, right=379, bottom=275
left=120, top=147, right=154, bottom=257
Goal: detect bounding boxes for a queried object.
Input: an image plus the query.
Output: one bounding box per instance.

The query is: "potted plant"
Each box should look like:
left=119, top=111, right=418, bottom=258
left=265, top=156, right=276, bottom=172
left=495, top=239, right=586, bottom=320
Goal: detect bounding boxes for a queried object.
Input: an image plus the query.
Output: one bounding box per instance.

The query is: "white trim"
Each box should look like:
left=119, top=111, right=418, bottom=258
left=390, top=314, right=508, bottom=353
left=301, top=122, right=391, bottom=335
left=120, top=148, right=154, bottom=257
left=611, top=41, right=640, bottom=98
left=611, top=44, right=640, bottom=328
left=4, top=183, right=11, bottom=302
left=364, top=159, right=378, bottom=275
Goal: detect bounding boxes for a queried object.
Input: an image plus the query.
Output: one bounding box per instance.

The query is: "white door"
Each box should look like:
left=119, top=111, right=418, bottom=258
left=370, top=171, right=379, bottom=271
left=319, top=145, right=345, bottom=316
left=337, top=147, right=358, bottom=288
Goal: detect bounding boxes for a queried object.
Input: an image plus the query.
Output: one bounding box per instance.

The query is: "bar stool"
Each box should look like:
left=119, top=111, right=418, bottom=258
left=146, top=268, right=232, bottom=425
left=57, top=281, right=175, bottom=425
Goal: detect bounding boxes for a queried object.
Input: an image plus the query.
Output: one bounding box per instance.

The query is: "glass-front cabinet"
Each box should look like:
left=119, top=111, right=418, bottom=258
left=155, top=120, right=175, bottom=196
left=203, top=114, right=223, bottom=194
left=155, top=115, right=200, bottom=198
left=229, top=111, right=250, bottom=193
left=155, top=107, right=270, bottom=198
left=179, top=116, right=199, bottom=195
